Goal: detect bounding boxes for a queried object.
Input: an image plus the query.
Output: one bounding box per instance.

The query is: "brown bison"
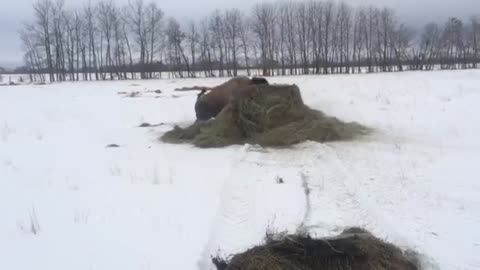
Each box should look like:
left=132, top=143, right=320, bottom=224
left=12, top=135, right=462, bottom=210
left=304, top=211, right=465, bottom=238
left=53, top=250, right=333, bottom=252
left=195, top=76, right=269, bottom=121
left=212, top=227, right=419, bottom=270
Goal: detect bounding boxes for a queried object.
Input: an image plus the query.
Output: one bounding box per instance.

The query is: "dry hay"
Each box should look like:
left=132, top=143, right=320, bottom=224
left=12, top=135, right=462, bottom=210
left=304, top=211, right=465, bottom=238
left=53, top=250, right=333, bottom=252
left=145, top=89, right=162, bottom=94
left=161, top=84, right=370, bottom=148
left=105, top=144, right=120, bottom=148
left=212, top=227, right=420, bottom=270
left=138, top=122, right=165, bottom=127
left=175, top=85, right=213, bottom=91
left=117, top=91, right=142, bottom=98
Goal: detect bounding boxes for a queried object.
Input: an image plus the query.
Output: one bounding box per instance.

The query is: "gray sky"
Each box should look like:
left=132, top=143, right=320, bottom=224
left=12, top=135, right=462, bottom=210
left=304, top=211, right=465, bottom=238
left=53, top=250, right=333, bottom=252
left=1, top=0, right=479, bottom=69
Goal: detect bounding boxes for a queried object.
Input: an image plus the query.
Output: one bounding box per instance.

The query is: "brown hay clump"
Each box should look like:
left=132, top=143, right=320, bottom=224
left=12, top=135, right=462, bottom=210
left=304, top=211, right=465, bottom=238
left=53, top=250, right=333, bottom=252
left=212, top=227, right=420, bottom=270
left=161, top=84, right=369, bottom=148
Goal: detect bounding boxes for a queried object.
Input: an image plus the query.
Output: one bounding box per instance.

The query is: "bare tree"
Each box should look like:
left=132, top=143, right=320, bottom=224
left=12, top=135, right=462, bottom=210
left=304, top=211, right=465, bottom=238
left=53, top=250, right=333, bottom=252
left=128, top=0, right=148, bottom=78
left=33, top=0, right=55, bottom=81
left=187, top=21, right=199, bottom=76
left=236, top=13, right=252, bottom=76
left=468, top=16, right=480, bottom=68
left=337, top=3, right=352, bottom=73
left=20, top=0, right=480, bottom=81
left=63, top=10, right=75, bottom=80
left=224, top=9, right=242, bottom=76
left=364, top=6, right=379, bottom=72
left=296, top=2, right=310, bottom=74
left=72, top=11, right=83, bottom=81
left=166, top=18, right=192, bottom=78
left=145, top=2, right=163, bottom=78
left=277, top=2, right=291, bottom=75
left=307, top=1, right=322, bottom=74
left=209, top=10, right=227, bottom=76
left=442, top=17, right=465, bottom=69
left=283, top=2, right=298, bottom=75
left=84, top=2, right=99, bottom=80
left=20, top=23, right=46, bottom=82
left=378, top=8, right=395, bottom=72
left=390, top=24, right=414, bottom=71
left=417, top=23, right=441, bottom=70
left=198, top=19, right=214, bottom=77
left=251, top=3, right=276, bottom=76
left=352, top=7, right=365, bottom=73
left=322, top=1, right=334, bottom=74
left=119, top=6, right=135, bottom=79
left=98, top=1, right=116, bottom=79
left=51, top=0, right=66, bottom=81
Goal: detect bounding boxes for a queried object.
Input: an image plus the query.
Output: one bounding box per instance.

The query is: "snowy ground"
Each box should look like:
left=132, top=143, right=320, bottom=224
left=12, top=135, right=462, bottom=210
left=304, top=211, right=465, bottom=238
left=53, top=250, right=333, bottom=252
left=1, top=70, right=479, bottom=270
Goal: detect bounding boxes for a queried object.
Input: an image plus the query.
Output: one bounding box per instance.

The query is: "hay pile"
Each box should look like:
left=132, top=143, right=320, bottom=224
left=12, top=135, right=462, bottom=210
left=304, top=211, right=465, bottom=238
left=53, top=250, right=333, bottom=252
left=161, top=84, right=369, bottom=148
left=212, top=227, right=420, bottom=270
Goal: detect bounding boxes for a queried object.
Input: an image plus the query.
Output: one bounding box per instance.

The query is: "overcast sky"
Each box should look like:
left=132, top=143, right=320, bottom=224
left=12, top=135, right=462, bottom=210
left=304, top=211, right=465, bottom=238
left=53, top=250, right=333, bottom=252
left=1, top=0, right=479, bottom=68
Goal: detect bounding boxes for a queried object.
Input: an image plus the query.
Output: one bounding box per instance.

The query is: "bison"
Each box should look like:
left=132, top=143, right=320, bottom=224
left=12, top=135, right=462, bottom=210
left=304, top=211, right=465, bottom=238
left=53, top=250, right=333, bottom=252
left=194, top=76, right=269, bottom=121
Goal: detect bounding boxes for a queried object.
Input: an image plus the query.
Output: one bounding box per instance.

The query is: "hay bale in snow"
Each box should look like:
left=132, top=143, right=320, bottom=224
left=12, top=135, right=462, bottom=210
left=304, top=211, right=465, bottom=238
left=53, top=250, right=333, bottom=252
left=212, top=227, right=420, bottom=270
left=161, top=84, right=369, bottom=148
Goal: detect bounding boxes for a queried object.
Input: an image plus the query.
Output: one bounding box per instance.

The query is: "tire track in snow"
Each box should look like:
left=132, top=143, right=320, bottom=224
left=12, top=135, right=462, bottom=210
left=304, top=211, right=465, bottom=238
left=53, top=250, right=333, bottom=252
left=289, top=143, right=384, bottom=237
left=296, top=172, right=313, bottom=234
left=326, top=144, right=390, bottom=229
left=324, top=144, right=409, bottom=239
left=304, top=143, right=416, bottom=245
left=319, top=144, right=441, bottom=269
left=198, top=142, right=416, bottom=270
left=200, top=148, right=258, bottom=266
left=198, top=145, right=309, bottom=270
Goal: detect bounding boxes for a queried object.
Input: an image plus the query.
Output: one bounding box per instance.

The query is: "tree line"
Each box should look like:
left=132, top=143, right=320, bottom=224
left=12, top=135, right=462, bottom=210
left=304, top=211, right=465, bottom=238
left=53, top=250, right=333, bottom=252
left=19, top=0, right=480, bottom=82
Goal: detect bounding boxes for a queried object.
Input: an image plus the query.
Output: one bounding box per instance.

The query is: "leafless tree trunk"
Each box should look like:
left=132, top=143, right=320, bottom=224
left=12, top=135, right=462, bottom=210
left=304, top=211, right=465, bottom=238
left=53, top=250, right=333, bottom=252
left=337, top=3, right=352, bottom=73
left=251, top=3, right=276, bottom=76
left=323, top=2, right=334, bottom=74
left=166, top=18, right=192, bottom=78
left=51, top=0, right=66, bottom=81
left=128, top=0, right=148, bottom=79
left=238, top=14, right=251, bottom=76
left=98, top=1, right=115, bottom=79
left=20, top=23, right=46, bottom=82
left=296, top=2, right=310, bottom=74
left=199, top=19, right=213, bottom=77
left=224, top=9, right=242, bottom=76
left=33, top=0, right=55, bottom=81
left=145, top=2, right=163, bottom=79
left=209, top=11, right=227, bottom=77
left=84, top=2, right=99, bottom=80
left=187, top=21, right=199, bottom=77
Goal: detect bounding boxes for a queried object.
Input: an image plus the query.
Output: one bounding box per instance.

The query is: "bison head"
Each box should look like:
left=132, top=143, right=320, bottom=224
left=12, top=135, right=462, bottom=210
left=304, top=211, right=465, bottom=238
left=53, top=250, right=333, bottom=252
left=195, top=89, right=220, bottom=121
left=195, top=98, right=217, bottom=121
left=251, top=77, right=269, bottom=85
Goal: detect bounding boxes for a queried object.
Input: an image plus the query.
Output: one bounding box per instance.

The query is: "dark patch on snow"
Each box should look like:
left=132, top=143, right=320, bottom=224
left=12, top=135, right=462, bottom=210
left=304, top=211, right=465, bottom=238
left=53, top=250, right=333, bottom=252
left=106, top=144, right=120, bottom=148
left=138, top=122, right=165, bottom=128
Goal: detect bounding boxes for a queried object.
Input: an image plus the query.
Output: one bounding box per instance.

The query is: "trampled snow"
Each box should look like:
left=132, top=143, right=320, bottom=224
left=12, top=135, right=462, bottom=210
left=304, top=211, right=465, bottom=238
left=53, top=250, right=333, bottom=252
left=0, top=70, right=479, bottom=270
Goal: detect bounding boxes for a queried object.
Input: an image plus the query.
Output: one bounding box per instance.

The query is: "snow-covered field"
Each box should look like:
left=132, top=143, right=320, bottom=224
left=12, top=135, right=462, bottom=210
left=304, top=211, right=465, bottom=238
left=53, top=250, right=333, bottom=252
left=1, top=70, right=479, bottom=270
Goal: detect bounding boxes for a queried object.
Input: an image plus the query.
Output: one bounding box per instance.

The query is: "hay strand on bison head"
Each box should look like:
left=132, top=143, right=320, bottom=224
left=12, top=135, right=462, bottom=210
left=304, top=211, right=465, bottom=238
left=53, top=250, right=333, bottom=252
left=212, top=227, right=420, bottom=270
left=161, top=84, right=370, bottom=148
